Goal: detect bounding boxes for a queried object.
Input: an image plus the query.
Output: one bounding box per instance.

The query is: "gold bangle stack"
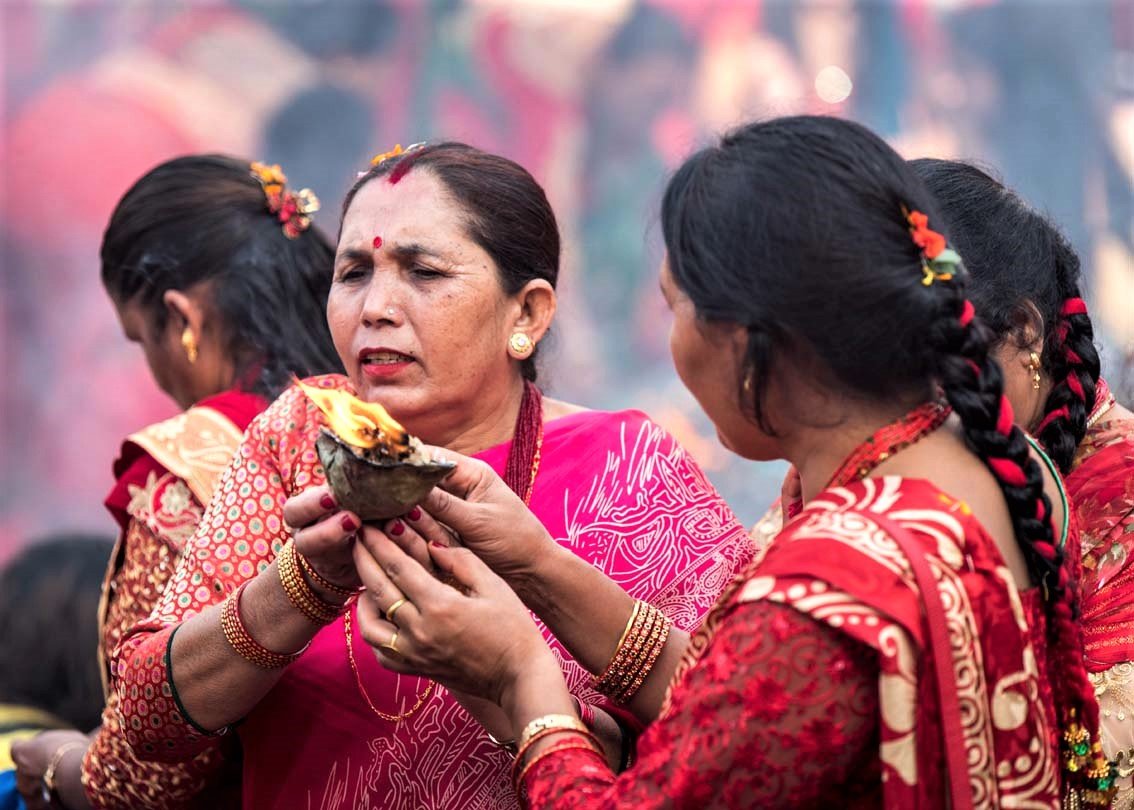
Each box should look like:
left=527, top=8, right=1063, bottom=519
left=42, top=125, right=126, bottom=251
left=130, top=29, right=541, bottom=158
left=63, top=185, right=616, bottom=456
left=221, top=581, right=308, bottom=668
left=296, top=549, right=359, bottom=598
left=277, top=541, right=343, bottom=625
left=591, top=600, right=673, bottom=704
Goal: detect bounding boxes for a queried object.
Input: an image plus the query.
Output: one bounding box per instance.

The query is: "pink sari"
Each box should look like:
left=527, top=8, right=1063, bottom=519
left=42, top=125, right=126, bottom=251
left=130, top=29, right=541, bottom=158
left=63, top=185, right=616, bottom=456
left=113, top=376, right=754, bottom=809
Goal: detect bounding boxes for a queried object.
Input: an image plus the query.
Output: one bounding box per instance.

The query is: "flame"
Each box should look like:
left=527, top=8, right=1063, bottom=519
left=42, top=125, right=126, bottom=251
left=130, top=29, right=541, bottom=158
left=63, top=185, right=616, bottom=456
left=296, top=380, right=409, bottom=453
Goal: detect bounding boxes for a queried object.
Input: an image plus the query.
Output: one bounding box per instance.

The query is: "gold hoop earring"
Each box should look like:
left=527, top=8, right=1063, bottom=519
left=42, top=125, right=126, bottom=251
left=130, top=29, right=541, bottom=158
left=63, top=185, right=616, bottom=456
left=508, top=332, right=534, bottom=359
left=181, top=327, right=198, bottom=365
left=1028, top=351, right=1041, bottom=390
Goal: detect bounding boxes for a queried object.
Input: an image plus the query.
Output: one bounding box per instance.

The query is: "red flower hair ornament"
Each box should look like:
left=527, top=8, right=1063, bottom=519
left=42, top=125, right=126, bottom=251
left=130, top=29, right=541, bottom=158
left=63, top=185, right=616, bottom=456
left=902, top=206, right=962, bottom=286
left=250, top=161, right=320, bottom=239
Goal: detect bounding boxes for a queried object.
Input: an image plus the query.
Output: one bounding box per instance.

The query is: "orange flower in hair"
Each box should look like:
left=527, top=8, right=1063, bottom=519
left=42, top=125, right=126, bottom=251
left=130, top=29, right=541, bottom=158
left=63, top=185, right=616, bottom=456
left=906, top=210, right=947, bottom=259
left=370, top=144, right=405, bottom=166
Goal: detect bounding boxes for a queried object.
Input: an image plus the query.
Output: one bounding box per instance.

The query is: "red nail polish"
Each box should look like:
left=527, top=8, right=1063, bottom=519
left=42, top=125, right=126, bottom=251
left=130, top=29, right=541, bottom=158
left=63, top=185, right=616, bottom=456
left=430, top=541, right=446, bottom=549
left=341, top=515, right=358, bottom=532
left=407, top=506, right=422, bottom=521
left=321, top=494, right=336, bottom=510
left=390, top=521, right=405, bottom=536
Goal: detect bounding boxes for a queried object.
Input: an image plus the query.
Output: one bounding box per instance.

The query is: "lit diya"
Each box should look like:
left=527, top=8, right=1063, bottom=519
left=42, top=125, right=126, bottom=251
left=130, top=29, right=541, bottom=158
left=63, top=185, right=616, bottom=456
left=298, top=381, right=456, bottom=521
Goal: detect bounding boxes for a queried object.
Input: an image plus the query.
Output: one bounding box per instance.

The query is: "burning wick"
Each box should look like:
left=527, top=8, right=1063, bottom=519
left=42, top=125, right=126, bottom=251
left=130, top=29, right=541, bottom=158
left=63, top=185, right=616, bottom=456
left=372, top=235, right=383, bottom=250
left=295, top=379, right=410, bottom=457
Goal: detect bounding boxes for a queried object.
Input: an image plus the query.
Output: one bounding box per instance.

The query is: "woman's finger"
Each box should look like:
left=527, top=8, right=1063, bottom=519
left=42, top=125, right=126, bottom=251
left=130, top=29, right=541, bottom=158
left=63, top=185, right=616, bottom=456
left=282, top=484, right=341, bottom=530
left=427, top=543, right=498, bottom=595
left=352, top=536, right=419, bottom=625
left=357, top=525, right=445, bottom=605
left=355, top=595, right=419, bottom=674
left=292, top=508, right=360, bottom=559
left=384, top=517, right=435, bottom=571
left=402, top=507, right=461, bottom=549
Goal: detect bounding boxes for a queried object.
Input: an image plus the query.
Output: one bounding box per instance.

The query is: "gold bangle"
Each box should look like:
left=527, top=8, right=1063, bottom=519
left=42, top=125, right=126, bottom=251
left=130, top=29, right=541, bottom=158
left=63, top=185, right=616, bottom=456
left=518, top=713, right=591, bottom=749
left=278, top=542, right=343, bottom=624
left=514, top=737, right=603, bottom=792
left=297, top=550, right=359, bottom=598
left=43, top=741, right=87, bottom=797
left=221, top=582, right=308, bottom=668
left=616, top=613, right=672, bottom=703
left=593, top=600, right=653, bottom=699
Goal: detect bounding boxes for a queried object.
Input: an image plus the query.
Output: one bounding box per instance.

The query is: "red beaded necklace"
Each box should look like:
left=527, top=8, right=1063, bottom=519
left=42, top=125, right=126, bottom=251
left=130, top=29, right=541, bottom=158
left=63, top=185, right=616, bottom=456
left=504, top=380, right=544, bottom=505
left=827, top=401, right=952, bottom=489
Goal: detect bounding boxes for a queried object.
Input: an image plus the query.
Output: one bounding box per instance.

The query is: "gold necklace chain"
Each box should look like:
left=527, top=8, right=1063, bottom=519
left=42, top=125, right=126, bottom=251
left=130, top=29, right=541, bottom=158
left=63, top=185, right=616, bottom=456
left=344, top=601, right=434, bottom=723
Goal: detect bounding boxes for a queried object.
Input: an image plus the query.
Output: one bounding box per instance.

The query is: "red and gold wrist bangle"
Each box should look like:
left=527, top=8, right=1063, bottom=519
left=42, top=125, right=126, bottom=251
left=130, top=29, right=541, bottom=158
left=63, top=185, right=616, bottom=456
left=296, top=549, right=360, bottom=598
left=592, top=601, right=673, bottom=703
left=277, top=541, right=344, bottom=625
left=221, top=581, right=308, bottom=668
left=511, top=725, right=603, bottom=786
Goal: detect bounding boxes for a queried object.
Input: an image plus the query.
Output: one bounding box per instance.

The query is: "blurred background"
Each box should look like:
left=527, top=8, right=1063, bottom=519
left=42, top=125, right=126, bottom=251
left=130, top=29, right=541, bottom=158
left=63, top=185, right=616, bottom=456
left=1, top=0, right=1131, bottom=561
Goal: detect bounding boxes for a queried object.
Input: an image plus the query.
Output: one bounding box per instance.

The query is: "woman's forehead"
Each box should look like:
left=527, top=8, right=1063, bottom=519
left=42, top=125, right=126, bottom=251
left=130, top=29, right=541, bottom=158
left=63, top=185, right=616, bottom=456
left=343, top=170, right=462, bottom=236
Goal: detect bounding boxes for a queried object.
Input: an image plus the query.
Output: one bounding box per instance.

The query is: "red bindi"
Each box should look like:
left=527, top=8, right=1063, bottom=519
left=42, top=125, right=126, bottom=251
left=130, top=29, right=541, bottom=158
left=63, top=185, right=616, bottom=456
left=372, top=235, right=383, bottom=249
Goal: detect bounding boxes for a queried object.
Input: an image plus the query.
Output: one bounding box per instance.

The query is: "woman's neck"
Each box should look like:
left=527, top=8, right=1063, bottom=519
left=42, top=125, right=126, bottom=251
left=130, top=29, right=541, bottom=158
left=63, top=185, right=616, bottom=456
left=409, top=377, right=526, bottom=457
left=781, top=401, right=925, bottom=503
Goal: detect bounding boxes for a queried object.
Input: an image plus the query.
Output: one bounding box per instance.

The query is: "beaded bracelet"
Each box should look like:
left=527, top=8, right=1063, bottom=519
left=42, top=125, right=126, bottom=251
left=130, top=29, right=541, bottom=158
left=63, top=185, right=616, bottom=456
left=592, top=601, right=672, bottom=703
left=277, top=541, right=344, bottom=625
left=296, top=549, right=360, bottom=598
left=221, top=581, right=308, bottom=668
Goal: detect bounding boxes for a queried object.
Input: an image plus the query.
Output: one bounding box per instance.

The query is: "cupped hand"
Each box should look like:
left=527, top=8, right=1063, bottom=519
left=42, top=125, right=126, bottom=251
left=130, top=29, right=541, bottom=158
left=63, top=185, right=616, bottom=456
left=351, top=524, right=554, bottom=706
left=403, top=447, right=555, bottom=583
left=283, top=484, right=361, bottom=598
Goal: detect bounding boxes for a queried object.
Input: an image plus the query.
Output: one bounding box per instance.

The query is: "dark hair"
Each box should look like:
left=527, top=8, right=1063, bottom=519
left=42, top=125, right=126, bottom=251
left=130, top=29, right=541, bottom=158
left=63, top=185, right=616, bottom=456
left=343, top=143, right=560, bottom=382
left=101, top=154, right=343, bottom=400
left=910, top=159, right=1100, bottom=474
left=662, top=115, right=1097, bottom=761
left=0, top=534, right=114, bottom=731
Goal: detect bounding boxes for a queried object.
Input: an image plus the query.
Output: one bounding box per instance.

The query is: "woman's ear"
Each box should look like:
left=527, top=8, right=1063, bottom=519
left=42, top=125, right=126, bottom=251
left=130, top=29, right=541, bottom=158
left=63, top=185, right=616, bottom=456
left=1009, top=300, right=1046, bottom=354
left=510, top=280, right=557, bottom=345
left=162, top=289, right=205, bottom=341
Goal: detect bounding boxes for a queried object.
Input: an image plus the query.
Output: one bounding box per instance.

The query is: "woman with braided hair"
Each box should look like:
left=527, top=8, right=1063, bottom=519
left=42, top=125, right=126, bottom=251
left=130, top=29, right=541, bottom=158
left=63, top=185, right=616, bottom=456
left=337, top=116, right=1113, bottom=808
left=914, top=158, right=1134, bottom=805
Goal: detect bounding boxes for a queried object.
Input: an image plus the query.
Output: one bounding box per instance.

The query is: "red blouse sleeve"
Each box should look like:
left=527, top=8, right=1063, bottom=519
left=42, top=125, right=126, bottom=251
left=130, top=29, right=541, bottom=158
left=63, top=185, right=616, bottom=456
left=112, top=389, right=304, bottom=763
left=522, top=601, right=880, bottom=808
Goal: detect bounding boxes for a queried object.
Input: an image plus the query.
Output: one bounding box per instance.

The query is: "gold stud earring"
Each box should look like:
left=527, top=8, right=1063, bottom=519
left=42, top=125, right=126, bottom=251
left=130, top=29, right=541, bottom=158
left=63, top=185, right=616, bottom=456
left=1028, top=351, right=1042, bottom=390
left=181, top=327, right=198, bottom=365
left=508, top=332, right=534, bottom=359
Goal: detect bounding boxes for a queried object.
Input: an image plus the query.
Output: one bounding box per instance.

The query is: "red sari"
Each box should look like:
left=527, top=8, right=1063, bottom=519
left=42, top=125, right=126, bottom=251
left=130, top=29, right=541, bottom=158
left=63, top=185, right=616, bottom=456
left=112, top=375, right=754, bottom=809
left=83, top=389, right=265, bottom=809
left=1071, top=380, right=1134, bottom=806
left=521, top=476, right=1061, bottom=808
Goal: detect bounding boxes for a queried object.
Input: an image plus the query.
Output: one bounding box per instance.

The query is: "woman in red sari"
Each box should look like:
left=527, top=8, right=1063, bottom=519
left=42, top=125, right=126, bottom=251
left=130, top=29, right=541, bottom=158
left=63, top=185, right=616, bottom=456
left=342, top=117, right=1115, bottom=807
left=11, top=155, right=341, bottom=809
left=914, top=158, right=1134, bottom=805
left=110, top=144, right=753, bottom=809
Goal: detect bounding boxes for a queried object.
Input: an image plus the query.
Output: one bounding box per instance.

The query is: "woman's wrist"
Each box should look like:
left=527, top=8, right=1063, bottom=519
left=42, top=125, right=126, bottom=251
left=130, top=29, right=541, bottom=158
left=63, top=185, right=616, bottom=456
left=52, top=741, right=92, bottom=809
left=500, top=646, right=576, bottom=735
left=510, top=538, right=570, bottom=607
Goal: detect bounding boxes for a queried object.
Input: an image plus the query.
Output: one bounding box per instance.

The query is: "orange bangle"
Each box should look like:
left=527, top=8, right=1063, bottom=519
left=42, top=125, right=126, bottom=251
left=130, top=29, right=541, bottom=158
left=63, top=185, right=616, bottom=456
left=221, top=582, right=308, bottom=668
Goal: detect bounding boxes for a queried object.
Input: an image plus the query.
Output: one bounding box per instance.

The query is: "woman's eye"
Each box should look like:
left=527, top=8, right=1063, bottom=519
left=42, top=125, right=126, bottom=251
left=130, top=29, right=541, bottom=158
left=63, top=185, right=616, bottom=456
left=412, top=266, right=445, bottom=280
left=339, top=267, right=368, bottom=282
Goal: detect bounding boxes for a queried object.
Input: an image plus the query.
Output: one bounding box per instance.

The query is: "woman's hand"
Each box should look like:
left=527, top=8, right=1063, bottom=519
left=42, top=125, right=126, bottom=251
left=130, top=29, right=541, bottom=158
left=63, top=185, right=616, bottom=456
left=393, top=448, right=555, bottom=585
left=12, top=730, right=91, bottom=810
left=283, top=484, right=361, bottom=599
left=351, top=524, right=557, bottom=707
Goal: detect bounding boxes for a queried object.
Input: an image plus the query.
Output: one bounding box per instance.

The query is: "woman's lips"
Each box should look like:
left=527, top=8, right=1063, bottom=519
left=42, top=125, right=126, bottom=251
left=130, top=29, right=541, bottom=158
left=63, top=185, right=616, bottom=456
left=359, top=350, right=415, bottom=380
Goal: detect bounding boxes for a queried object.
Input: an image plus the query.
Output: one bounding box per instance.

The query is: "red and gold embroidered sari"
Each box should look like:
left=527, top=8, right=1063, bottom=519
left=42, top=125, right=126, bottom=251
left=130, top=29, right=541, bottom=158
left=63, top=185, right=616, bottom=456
left=82, top=390, right=264, bottom=809
left=521, top=476, right=1061, bottom=808
left=1072, top=380, right=1134, bottom=806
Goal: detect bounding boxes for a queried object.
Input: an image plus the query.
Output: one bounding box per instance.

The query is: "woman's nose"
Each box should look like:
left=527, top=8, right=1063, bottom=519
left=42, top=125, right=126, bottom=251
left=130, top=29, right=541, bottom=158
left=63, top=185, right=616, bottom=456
left=360, top=279, right=401, bottom=326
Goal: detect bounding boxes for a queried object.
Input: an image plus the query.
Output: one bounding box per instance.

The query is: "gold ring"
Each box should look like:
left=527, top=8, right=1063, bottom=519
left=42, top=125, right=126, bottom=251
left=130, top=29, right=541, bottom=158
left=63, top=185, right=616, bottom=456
left=381, top=631, right=399, bottom=655
left=385, top=597, right=408, bottom=623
